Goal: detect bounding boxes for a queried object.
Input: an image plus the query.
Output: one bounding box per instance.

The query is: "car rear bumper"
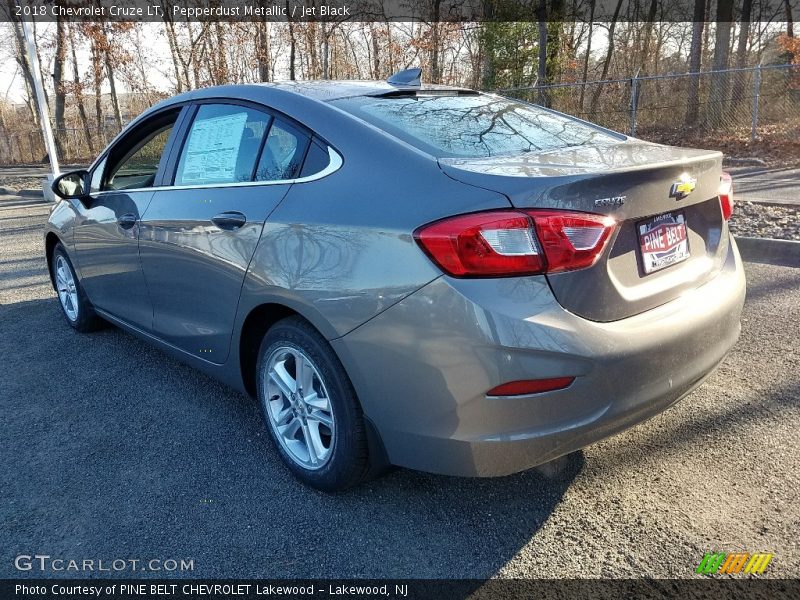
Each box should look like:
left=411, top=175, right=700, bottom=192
left=333, top=236, right=746, bottom=477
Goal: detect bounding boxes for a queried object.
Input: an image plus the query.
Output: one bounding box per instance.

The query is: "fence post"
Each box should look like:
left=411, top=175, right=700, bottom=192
left=751, top=64, right=762, bottom=142
left=630, top=74, right=639, bottom=137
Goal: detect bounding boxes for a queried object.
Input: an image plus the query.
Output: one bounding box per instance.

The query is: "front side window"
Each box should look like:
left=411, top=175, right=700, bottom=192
left=332, top=94, right=621, bottom=159
left=255, top=120, right=310, bottom=181
left=175, top=104, right=272, bottom=186
left=90, top=157, right=106, bottom=193
left=103, top=111, right=179, bottom=191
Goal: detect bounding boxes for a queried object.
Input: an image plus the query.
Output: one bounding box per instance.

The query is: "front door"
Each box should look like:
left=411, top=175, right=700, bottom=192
left=138, top=103, right=310, bottom=363
left=73, top=108, right=184, bottom=330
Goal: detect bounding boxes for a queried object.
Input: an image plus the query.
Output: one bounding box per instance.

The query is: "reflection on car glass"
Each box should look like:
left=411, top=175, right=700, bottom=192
left=179, top=112, right=249, bottom=184
left=256, top=123, right=301, bottom=181
left=349, top=95, right=618, bottom=158
left=109, top=128, right=172, bottom=190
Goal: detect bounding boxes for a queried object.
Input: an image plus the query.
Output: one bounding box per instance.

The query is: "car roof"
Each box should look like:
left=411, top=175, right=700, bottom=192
left=254, top=80, right=474, bottom=101
left=157, top=80, right=475, bottom=107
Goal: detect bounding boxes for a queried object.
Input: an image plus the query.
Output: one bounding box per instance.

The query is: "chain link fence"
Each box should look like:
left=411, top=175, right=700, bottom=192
left=500, top=63, right=800, bottom=145
left=0, top=92, right=159, bottom=166
left=0, top=124, right=124, bottom=165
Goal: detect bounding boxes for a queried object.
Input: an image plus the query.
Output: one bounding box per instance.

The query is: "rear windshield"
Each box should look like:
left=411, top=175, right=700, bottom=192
left=331, top=93, right=620, bottom=159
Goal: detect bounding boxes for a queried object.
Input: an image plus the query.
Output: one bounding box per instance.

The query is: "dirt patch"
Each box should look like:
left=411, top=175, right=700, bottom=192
left=648, top=121, right=800, bottom=170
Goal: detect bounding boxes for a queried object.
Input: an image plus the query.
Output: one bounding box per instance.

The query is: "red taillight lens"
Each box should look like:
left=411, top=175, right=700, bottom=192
left=414, top=209, right=615, bottom=277
left=529, top=210, right=617, bottom=273
left=719, top=172, right=734, bottom=221
left=413, top=211, right=545, bottom=277
left=487, top=377, right=575, bottom=397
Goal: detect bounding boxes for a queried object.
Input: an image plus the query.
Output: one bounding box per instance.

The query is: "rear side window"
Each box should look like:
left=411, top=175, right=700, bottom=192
left=175, top=104, right=272, bottom=186
left=255, top=119, right=310, bottom=181
left=332, top=94, right=620, bottom=159
left=299, top=140, right=329, bottom=177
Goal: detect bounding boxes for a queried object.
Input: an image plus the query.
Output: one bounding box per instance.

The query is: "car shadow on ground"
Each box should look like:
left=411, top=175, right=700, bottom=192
left=0, top=297, right=583, bottom=579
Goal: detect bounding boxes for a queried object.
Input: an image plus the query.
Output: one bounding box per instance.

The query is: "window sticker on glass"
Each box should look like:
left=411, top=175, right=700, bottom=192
left=179, top=111, right=249, bottom=184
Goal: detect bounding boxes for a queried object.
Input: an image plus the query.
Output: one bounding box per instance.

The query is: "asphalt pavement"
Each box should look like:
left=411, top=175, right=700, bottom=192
left=0, top=198, right=798, bottom=579
left=730, top=168, right=800, bottom=206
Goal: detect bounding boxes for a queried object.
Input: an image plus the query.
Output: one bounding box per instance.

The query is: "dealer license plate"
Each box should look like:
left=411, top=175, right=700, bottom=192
left=638, top=212, right=689, bottom=274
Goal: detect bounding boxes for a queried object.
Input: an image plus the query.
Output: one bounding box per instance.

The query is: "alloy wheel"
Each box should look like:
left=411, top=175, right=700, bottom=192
left=263, top=346, right=336, bottom=470
left=55, top=255, right=79, bottom=322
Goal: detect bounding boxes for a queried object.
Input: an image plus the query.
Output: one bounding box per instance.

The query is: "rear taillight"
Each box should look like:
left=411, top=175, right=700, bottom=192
left=414, top=210, right=616, bottom=278
left=719, top=172, right=734, bottom=220
left=530, top=210, right=617, bottom=273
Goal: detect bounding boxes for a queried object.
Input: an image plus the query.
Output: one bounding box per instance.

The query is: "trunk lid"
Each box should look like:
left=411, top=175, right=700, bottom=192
left=439, top=141, right=729, bottom=321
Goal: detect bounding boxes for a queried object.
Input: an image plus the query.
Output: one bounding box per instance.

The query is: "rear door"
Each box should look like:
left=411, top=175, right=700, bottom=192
left=74, top=106, right=185, bottom=330
left=138, top=102, right=311, bottom=363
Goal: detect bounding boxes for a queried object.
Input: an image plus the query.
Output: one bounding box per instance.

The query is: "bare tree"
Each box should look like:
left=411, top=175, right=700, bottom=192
left=708, top=0, right=734, bottom=127
left=685, top=0, right=706, bottom=126
left=589, top=0, right=623, bottom=114
left=68, top=24, right=94, bottom=155
left=578, top=0, right=595, bottom=109
left=53, top=13, right=67, bottom=156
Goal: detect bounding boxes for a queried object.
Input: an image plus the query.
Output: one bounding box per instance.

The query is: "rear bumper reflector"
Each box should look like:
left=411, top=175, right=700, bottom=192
left=487, top=377, right=575, bottom=397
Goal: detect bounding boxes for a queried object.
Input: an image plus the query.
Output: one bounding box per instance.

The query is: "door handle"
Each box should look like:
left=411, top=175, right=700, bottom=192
left=117, top=213, right=137, bottom=230
left=212, top=211, right=247, bottom=231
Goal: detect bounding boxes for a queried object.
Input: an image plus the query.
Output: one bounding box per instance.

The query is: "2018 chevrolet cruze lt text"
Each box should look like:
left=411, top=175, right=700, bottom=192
left=46, top=68, right=746, bottom=491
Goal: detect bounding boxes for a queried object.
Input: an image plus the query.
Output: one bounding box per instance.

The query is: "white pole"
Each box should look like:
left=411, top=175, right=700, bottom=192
left=20, top=17, right=60, bottom=175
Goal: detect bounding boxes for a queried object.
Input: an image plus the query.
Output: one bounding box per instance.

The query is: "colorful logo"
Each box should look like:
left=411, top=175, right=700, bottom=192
left=696, top=552, right=773, bottom=575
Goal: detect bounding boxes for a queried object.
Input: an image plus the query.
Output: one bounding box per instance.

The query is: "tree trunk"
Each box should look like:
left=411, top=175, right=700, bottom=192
left=545, top=0, right=565, bottom=105
left=708, top=0, right=734, bottom=127
left=90, top=39, right=103, bottom=133
left=322, top=23, right=330, bottom=79
left=31, top=19, right=50, bottom=114
left=536, top=1, right=547, bottom=105
left=370, top=23, right=381, bottom=79
left=257, top=19, right=271, bottom=82
left=731, top=0, right=753, bottom=107
left=430, top=1, right=442, bottom=83
left=589, top=0, right=623, bottom=114
left=685, top=0, right=706, bottom=126
left=289, top=26, right=296, bottom=81
left=7, top=5, right=40, bottom=127
left=214, top=22, right=229, bottom=83
left=787, top=0, right=794, bottom=38
left=69, top=25, right=95, bottom=156
left=105, top=51, right=124, bottom=130
left=578, top=2, right=595, bottom=110
left=162, top=8, right=185, bottom=92
left=53, top=14, right=67, bottom=158
left=638, top=0, right=658, bottom=75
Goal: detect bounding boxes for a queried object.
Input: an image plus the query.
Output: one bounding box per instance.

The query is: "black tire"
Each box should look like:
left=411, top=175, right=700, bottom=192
left=256, top=316, right=371, bottom=492
left=51, top=243, right=103, bottom=333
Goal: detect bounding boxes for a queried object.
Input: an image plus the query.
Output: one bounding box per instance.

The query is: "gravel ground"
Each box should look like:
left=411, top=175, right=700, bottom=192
left=0, top=199, right=798, bottom=580
left=729, top=201, right=800, bottom=241
left=0, top=177, right=42, bottom=194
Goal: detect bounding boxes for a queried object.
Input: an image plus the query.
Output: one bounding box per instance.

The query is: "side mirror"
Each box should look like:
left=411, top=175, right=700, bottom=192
left=52, top=170, right=90, bottom=201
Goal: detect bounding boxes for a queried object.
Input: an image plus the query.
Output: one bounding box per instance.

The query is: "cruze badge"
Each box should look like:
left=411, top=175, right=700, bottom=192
left=594, top=196, right=626, bottom=207
left=670, top=175, right=697, bottom=200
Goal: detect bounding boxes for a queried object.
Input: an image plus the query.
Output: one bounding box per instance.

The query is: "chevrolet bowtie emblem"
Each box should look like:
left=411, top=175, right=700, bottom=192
left=670, top=176, right=696, bottom=200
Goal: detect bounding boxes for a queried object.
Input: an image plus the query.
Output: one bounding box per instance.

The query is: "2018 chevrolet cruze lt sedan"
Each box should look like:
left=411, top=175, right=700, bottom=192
left=46, top=69, right=745, bottom=491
